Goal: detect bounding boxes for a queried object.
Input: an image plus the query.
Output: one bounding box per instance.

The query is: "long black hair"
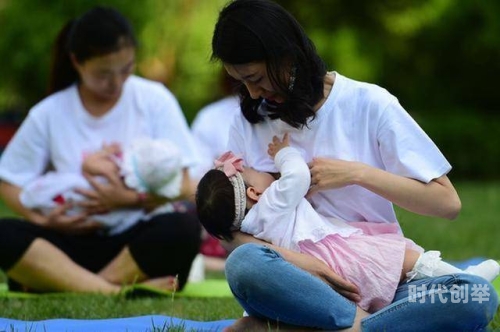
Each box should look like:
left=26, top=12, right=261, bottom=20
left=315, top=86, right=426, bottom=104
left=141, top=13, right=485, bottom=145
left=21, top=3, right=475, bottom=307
left=48, top=6, right=138, bottom=94
left=212, top=0, right=327, bottom=128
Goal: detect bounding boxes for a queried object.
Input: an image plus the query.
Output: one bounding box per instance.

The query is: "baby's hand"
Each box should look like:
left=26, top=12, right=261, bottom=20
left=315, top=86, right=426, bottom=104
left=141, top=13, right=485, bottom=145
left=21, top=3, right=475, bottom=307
left=268, top=133, right=290, bottom=158
left=82, top=151, right=119, bottom=178
left=102, top=142, right=122, bottom=156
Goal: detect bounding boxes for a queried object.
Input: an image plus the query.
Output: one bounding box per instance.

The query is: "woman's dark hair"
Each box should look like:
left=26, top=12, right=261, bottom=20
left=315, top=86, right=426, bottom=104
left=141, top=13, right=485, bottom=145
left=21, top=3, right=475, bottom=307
left=196, top=169, right=237, bottom=241
left=212, top=0, right=326, bottom=128
left=48, top=6, right=138, bottom=94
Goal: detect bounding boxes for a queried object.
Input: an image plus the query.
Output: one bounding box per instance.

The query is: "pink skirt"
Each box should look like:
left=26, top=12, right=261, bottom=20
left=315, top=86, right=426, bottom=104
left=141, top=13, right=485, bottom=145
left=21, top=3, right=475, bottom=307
left=299, top=224, right=423, bottom=313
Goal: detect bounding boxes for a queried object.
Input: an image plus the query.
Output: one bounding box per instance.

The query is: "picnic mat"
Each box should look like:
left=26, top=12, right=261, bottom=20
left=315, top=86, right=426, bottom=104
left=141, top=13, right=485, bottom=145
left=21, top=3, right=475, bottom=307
left=0, top=315, right=235, bottom=332
left=0, top=279, right=233, bottom=299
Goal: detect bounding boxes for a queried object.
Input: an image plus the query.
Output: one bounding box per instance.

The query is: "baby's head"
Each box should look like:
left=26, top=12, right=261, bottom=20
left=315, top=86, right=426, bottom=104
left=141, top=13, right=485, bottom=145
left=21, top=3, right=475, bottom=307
left=122, top=138, right=183, bottom=198
left=196, top=151, right=274, bottom=241
left=196, top=168, right=240, bottom=241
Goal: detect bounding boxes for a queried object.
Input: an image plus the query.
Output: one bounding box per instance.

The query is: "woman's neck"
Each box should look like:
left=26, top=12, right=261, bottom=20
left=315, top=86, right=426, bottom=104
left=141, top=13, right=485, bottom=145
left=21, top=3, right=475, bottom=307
left=78, top=85, right=120, bottom=117
left=313, top=71, right=336, bottom=112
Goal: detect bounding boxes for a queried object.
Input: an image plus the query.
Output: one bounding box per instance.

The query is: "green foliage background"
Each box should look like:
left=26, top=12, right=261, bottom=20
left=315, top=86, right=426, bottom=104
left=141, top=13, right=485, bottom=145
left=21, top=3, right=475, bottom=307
left=0, top=0, right=498, bottom=179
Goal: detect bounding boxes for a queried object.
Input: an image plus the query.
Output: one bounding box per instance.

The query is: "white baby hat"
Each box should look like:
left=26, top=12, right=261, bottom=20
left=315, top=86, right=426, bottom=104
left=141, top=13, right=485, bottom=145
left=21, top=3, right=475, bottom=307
left=121, top=138, right=183, bottom=198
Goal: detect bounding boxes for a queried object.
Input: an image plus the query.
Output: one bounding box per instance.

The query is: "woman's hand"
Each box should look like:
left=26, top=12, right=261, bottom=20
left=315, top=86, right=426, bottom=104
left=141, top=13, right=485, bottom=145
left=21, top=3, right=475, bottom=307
left=307, top=157, right=363, bottom=196
left=0, top=181, right=100, bottom=234
left=227, top=232, right=361, bottom=302
left=42, top=203, right=102, bottom=234
left=74, top=172, right=138, bottom=214
left=270, top=243, right=361, bottom=302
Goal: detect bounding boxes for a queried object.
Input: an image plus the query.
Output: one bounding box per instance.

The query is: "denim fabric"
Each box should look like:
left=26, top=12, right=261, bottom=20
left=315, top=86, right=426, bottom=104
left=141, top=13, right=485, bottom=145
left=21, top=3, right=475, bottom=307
left=363, top=273, right=498, bottom=331
left=225, top=243, right=499, bottom=331
left=225, top=243, right=356, bottom=329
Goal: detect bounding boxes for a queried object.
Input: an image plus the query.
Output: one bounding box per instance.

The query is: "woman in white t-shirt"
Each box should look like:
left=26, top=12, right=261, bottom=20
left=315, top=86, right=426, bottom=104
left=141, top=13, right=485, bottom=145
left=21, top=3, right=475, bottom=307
left=0, top=6, right=201, bottom=294
left=209, top=0, right=498, bottom=331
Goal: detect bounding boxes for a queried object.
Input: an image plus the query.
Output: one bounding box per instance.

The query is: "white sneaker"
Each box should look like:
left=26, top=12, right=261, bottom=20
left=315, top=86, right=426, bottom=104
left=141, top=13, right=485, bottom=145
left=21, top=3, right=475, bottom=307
left=464, top=259, right=500, bottom=282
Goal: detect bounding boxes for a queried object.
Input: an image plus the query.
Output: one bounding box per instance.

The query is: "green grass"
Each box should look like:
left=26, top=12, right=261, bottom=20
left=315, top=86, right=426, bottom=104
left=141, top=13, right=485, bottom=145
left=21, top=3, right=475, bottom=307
left=0, top=295, right=242, bottom=321
left=0, top=181, right=499, bottom=329
left=397, top=181, right=500, bottom=260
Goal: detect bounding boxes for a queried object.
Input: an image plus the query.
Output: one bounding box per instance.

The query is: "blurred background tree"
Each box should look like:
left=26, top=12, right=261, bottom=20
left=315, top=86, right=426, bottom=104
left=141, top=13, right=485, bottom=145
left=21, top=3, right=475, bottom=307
left=0, top=0, right=498, bottom=179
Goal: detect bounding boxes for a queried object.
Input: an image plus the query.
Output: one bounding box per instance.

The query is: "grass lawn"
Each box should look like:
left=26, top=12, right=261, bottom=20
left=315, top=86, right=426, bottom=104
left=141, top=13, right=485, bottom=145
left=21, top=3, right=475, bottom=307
left=0, top=181, right=498, bottom=330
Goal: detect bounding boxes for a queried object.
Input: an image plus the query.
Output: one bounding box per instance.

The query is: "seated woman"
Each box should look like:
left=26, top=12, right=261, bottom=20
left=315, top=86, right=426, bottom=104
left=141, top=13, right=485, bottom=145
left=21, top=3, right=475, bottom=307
left=208, top=0, right=499, bottom=330
left=0, top=6, right=201, bottom=293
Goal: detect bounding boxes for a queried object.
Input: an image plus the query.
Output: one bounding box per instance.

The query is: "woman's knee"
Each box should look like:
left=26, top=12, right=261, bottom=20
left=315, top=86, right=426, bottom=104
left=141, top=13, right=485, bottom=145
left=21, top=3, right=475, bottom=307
left=225, top=243, right=285, bottom=292
left=0, top=218, right=39, bottom=270
left=386, top=274, right=499, bottom=330
left=128, top=213, right=202, bottom=281
left=225, top=243, right=268, bottom=278
left=457, top=274, right=499, bottom=321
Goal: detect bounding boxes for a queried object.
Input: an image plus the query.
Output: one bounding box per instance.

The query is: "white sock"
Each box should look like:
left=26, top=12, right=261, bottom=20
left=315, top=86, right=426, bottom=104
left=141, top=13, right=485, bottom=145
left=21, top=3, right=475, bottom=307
left=407, top=251, right=463, bottom=281
left=464, top=260, right=500, bottom=282
left=408, top=252, right=500, bottom=283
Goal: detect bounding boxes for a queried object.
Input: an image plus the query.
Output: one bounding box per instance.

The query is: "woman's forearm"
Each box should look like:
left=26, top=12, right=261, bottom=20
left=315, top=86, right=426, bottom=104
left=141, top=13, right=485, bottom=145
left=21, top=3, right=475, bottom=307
left=0, top=181, right=46, bottom=224
left=226, top=232, right=329, bottom=271
left=224, top=232, right=360, bottom=299
left=179, top=168, right=198, bottom=203
left=138, top=169, right=197, bottom=212
left=354, top=163, right=461, bottom=219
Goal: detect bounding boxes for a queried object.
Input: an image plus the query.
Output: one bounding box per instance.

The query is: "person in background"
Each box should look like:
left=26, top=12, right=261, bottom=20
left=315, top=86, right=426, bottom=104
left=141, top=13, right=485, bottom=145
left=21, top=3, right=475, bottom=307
left=209, top=0, right=499, bottom=330
left=0, top=6, right=201, bottom=294
left=190, top=70, right=240, bottom=272
left=190, top=70, right=240, bottom=181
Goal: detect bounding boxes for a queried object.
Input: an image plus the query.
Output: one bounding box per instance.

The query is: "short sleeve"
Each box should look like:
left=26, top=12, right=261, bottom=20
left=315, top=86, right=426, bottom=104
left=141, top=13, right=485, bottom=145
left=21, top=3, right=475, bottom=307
left=377, top=100, right=451, bottom=183
left=0, top=109, right=50, bottom=187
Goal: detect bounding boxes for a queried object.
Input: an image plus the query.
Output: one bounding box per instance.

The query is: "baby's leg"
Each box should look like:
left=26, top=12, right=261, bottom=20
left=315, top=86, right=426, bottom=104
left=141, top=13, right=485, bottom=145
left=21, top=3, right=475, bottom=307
left=400, top=249, right=421, bottom=282
left=404, top=251, right=462, bottom=282
left=404, top=250, right=500, bottom=282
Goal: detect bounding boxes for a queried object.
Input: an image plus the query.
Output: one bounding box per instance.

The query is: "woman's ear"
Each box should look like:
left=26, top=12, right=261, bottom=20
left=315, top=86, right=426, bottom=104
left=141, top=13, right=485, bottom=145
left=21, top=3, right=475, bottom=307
left=69, top=53, right=81, bottom=71
left=246, top=186, right=261, bottom=202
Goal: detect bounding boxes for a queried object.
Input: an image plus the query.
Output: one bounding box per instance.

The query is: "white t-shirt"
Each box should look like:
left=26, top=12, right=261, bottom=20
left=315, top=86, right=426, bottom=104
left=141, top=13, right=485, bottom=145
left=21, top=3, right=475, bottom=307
left=241, top=147, right=360, bottom=252
left=228, top=72, right=451, bottom=226
left=190, top=95, right=240, bottom=180
left=0, top=75, right=200, bottom=234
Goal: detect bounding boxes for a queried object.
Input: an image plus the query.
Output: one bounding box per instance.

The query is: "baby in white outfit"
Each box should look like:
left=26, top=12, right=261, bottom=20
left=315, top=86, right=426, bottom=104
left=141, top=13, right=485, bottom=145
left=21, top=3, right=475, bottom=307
left=20, top=138, right=183, bottom=234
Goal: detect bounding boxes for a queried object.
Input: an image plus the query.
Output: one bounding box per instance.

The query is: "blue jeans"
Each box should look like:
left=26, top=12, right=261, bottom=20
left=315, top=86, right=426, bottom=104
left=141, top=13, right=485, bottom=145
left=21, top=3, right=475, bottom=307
left=225, top=243, right=499, bottom=331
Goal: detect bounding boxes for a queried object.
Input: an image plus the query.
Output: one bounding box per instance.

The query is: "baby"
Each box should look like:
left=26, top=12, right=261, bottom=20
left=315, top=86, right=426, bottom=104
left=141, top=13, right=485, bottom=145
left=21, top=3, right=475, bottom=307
left=20, top=138, right=183, bottom=234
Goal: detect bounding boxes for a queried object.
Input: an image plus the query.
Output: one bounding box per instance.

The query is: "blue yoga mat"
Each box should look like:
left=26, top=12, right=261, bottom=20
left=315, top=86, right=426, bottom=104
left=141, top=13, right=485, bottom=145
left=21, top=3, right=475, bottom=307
left=449, top=257, right=488, bottom=270
left=0, top=315, right=235, bottom=332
